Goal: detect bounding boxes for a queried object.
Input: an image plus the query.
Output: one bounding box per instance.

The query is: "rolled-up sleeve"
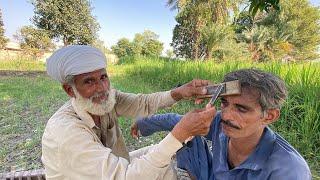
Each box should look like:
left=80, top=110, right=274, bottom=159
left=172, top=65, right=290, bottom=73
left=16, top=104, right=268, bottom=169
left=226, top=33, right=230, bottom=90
left=57, top=124, right=182, bottom=180
left=137, top=113, right=183, bottom=136
left=114, top=90, right=176, bottom=118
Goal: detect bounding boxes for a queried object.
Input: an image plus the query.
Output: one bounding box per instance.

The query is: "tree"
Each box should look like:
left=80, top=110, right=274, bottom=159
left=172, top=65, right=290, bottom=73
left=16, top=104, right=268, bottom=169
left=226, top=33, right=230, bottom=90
left=165, top=49, right=175, bottom=58
left=32, top=0, right=100, bottom=46
left=14, top=26, right=55, bottom=58
left=234, top=0, right=320, bottom=61
left=92, top=38, right=110, bottom=54
left=169, top=0, right=239, bottom=59
left=200, top=24, right=234, bottom=60
left=111, top=38, right=137, bottom=58
left=133, top=30, right=164, bottom=56
left=248, top=0, right=280, bottom=16
left=171, top=1, right=211, bottom=59
left=0, top=8, right=8, bottom=49
left=279, top=0, right=320, bottom=60
left=167, top=0, right=280, bottom=17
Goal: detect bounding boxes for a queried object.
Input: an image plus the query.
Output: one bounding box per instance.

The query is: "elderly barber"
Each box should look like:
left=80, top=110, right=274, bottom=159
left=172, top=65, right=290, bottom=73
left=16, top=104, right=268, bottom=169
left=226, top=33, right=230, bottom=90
left=41, top=45, right=216, bottom=180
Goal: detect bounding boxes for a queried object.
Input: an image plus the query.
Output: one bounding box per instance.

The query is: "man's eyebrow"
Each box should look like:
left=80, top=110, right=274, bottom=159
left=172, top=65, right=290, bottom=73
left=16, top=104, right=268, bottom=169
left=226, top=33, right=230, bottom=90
left=100, top=69, right=107, bottom=74
left=235, top=103, right=252, bottom=110
left=220, top=97, right=226, bottom=101
left=82, top=76, right=95, bottom=82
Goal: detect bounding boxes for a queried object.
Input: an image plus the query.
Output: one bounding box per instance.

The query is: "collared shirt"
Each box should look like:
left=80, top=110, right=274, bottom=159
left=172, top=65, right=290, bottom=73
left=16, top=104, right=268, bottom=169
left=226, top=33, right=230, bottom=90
left=207, top=113, right=311, bottom=180
left=136, top=112, right=312, bottom=180
left=41, top=90, right=182, bottom=180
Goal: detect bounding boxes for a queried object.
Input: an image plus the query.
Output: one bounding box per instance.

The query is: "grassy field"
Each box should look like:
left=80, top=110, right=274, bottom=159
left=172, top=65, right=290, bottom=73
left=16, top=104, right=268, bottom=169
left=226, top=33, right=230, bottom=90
left=0, top=57, right=319, bottom=178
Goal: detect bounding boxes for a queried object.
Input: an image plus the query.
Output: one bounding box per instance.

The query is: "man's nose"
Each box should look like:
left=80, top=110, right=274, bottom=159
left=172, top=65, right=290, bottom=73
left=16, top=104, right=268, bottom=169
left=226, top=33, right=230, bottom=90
left=95, top=79, right=109, bottom=93
left=221, top=106, right=234, bottom=121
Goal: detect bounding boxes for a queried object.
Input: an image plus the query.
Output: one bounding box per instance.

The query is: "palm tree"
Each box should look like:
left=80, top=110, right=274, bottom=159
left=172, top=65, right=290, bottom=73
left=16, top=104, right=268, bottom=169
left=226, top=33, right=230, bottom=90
left=167, top=0, right=239, bottom=59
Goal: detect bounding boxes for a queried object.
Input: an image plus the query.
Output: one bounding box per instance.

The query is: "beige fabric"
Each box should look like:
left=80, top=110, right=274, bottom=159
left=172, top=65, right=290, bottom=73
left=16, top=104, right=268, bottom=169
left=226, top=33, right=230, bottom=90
left=42, top=90, right=181, bottom=180
left=129, top=146, right=177, bottom=180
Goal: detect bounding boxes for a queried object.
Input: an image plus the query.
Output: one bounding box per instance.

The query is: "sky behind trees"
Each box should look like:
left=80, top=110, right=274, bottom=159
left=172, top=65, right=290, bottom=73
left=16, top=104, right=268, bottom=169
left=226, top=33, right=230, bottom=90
left=1, top=0, right=319, bottom=51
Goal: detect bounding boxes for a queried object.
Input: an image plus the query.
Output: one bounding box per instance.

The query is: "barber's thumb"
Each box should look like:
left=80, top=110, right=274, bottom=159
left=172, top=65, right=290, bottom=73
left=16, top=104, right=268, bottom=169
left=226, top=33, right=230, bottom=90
left=206, top=103, right=212, bottom=109
left=201, top=106, right=216, bottom=116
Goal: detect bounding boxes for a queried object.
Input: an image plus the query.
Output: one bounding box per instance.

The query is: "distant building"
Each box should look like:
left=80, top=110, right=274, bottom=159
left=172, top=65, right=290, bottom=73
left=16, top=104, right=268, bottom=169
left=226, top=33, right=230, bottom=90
left=0, top=41, right=53, bottom=61
left=0, top=41, right=23, bottom=60
left=4, top=41, right=22, bottom=51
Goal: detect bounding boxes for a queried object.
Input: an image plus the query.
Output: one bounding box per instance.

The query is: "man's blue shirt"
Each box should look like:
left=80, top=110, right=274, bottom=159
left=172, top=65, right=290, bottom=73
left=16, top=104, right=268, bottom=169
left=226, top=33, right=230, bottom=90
left=137, top=113, right=311, bottom=180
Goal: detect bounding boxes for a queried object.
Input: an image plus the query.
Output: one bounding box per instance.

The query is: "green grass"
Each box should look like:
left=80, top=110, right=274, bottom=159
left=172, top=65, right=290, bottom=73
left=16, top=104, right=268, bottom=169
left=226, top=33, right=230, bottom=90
left=0, top=57, right=319, bottom=179
left=0, top=58, right=45, bottom=71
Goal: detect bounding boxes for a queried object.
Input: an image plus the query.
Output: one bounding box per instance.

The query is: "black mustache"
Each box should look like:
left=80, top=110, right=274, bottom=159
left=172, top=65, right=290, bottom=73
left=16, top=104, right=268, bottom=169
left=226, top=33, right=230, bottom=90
left=221, top=119, right=241, bottom=130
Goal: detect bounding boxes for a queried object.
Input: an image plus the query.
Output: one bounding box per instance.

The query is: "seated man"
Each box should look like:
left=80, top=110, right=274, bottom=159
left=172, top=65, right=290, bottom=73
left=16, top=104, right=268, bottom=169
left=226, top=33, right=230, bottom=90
left=133, top=69, right=311, bottom=180
left=42, top=45, right=217, bottom=180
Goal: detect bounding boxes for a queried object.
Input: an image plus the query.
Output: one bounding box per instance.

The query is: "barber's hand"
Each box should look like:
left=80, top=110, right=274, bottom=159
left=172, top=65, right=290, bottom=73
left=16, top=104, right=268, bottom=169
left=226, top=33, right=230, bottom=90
left=171, top=106, right=216, bottom=143
left=130, top=122, right=139, bottom=140
left=171, top=79, right=209, bottom=101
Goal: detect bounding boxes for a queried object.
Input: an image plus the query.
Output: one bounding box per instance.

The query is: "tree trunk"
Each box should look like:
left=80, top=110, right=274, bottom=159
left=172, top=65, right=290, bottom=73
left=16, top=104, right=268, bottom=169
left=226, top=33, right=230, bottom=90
left=206, top=48, right=212, bottom=60
left=63, top=36, right=69, bottom=46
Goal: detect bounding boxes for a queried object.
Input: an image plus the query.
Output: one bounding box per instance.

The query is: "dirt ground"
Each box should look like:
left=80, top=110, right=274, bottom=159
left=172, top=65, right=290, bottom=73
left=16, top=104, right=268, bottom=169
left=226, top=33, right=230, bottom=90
left=0, top=70, right=47, bottom=77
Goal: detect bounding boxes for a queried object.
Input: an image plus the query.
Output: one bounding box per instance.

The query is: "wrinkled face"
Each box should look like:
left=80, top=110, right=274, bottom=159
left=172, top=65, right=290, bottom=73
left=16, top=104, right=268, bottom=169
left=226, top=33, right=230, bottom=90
left=220, top=87, right=267, bottom=139
left=71, top=68, right=116, bottom=115
left=73, top=69, right=110, bottom=103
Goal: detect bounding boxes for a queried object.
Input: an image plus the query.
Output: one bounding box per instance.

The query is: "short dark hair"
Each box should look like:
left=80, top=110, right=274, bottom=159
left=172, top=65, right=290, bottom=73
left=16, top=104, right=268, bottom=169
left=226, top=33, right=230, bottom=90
left=65, top=75, right=74, bottom=85
left=223, top=68, right=287, bottom=111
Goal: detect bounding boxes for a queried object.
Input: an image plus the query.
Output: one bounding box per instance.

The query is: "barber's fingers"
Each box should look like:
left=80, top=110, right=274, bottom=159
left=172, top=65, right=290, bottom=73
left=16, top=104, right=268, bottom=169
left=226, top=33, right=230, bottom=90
left=199, top=106, right=216, bottom=121
left=191, top=79, right=210, bottom=87
left=194, top=98, right=204, bottom=104
left=130, top=123, right=139, bottom=139
left=206, top=103, right=213, bottom=109
left=190, top=86, right=207, bottom=95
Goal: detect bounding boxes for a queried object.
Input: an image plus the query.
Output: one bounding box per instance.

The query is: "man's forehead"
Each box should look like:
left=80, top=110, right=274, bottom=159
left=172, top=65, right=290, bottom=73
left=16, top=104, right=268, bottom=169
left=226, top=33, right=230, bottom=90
left=223, top=87, right=260, bottom=105
left=76, top=68, right=107, bottom=78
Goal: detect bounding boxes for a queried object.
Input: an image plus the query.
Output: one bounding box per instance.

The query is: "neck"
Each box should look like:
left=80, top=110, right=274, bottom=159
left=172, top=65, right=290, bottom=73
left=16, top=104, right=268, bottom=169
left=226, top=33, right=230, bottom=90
left=90, top=114, right=101, bottom=128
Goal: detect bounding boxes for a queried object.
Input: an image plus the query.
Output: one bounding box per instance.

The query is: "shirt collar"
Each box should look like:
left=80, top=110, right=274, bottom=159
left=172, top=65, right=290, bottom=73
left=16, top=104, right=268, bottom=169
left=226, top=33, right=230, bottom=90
left=234, top=127, right=276, bottom=171
left=71, top=98, right=96, bottom=129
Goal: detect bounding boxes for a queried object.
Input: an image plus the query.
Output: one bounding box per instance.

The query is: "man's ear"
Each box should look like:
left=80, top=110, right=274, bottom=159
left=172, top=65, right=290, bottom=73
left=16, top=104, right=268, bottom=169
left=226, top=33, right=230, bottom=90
left=262, top=108, right=280, bottom=125
left=62, top=84, right=75, bottom=98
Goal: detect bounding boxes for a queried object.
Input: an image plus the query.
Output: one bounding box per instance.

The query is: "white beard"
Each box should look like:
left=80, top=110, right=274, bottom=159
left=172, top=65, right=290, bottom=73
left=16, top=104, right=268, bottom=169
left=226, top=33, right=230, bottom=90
left=72, top=86, right=116, bottom=116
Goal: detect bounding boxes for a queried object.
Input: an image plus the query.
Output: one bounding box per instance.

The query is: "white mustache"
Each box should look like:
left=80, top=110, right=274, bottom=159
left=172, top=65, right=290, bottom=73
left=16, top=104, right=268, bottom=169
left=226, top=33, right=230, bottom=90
left=89, top=91, right=109, bottom=101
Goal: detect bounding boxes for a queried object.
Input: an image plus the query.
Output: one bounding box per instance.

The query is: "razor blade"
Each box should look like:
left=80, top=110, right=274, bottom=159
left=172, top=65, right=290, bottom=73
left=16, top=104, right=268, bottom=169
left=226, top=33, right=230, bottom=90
left=208, top=84, right=224, bottom=105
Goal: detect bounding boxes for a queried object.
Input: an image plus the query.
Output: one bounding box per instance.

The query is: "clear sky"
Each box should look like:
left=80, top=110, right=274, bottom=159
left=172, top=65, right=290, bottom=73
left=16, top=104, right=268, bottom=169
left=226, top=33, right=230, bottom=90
left=1, top=0, right=319, bottom=51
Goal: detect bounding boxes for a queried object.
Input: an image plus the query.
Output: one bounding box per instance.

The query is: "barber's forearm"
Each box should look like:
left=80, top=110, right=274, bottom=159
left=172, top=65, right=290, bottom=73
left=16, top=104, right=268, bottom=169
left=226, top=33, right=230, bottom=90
left=115, top=91, right=176, bottom=118
left=142, top=133, right=182, bottom=166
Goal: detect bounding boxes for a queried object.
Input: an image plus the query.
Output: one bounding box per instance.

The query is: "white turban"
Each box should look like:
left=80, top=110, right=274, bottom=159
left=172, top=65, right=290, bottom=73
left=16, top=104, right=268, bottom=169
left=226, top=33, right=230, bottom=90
left=46, top=45, right=107, bottom=83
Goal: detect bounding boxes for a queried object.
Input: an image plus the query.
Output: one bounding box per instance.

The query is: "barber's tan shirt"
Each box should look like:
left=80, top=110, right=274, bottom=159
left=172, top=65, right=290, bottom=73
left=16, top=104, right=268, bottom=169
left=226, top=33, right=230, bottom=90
left=42, top=90, right=182, bottom=180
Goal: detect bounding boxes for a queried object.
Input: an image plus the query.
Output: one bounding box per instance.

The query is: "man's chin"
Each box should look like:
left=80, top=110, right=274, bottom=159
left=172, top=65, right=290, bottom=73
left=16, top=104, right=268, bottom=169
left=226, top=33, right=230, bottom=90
left=86, top=103, right=114, bottom=116
left=73, top=88, right=116, bottom=116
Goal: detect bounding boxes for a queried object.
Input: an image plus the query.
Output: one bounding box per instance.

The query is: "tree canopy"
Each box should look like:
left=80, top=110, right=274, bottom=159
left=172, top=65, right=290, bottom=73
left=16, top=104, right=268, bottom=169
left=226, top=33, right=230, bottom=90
left=32, top=0, right=100, bottom=46
left=111, top=38, right=137, bottom=58
left=133, top=30, right=163, bottom=57
left=0, top=8, right=8, bottom=49
left=169, top=0, right=320, bottom=61
left=112, top=30, right=164, bottom=58
left=14, top=26, right=55, bottom=58
left=170, top=0, right=239, bottom=59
